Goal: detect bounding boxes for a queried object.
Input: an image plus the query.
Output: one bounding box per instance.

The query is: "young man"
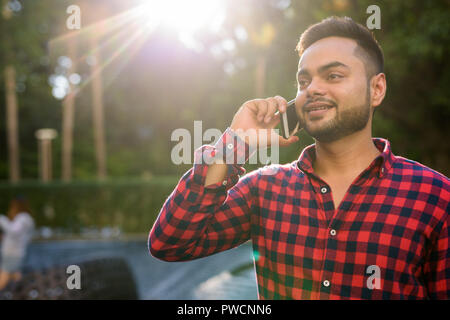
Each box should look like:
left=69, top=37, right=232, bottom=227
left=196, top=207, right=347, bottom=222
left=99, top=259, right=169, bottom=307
left=149, top=17, right=449, bottom=299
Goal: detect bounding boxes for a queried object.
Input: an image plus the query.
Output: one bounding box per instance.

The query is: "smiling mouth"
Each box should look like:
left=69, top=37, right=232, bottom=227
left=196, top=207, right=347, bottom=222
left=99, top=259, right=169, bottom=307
left=304, top=103, right=335, bottom=116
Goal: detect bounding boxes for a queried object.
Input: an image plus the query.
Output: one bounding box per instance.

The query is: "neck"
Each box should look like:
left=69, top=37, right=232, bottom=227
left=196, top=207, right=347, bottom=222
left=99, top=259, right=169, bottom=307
left=312, top=129, right=381, bottom=178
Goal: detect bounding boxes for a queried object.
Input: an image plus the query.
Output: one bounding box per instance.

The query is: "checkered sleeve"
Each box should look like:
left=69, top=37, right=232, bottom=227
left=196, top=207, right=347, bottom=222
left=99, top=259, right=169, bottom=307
left=423, top=206, right=450, bottom=299
left=149, top=128, right=258, bottom=261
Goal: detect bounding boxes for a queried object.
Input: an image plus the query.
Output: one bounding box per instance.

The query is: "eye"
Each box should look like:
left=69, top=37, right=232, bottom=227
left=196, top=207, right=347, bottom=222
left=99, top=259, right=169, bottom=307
left=327, top=73, right=343, bottom=80
left=297, top=79, right=310, bottom=89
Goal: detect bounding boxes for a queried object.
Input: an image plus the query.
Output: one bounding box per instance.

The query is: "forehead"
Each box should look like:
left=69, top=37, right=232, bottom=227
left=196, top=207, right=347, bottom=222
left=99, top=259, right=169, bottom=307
left=298, top=36, right=363, bottom=71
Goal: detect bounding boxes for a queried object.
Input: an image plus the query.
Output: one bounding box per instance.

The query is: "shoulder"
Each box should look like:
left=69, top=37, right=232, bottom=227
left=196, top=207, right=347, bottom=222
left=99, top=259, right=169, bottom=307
left=392, top=157, right=450, bottom=237
left=248, top=162, right=304, bottom=190
left=16, top=212, right=34, bottom=225
left=392, top=156, right=449, bottom=188
left=255, top=162, right=298, bottom=178
left=391, top=156, right=449, bottom=213
left=237, top=162, right=294, bottom=184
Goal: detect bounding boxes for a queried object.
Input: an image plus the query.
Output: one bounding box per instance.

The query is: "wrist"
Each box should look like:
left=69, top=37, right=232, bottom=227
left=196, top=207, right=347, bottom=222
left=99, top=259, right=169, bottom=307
left=209, top=127, right=253, bottom=165
left=229, top=127, right=247, bottom=143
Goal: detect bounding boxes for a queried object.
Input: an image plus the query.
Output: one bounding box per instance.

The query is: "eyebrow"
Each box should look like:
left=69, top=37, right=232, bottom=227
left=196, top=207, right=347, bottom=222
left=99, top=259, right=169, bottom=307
left=297, top=61, right=350, bottom=78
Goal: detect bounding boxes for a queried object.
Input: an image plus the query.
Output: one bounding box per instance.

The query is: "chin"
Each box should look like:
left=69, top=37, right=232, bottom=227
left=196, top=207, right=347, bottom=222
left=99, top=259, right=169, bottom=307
left=306, top=124, right=347, bottom=143
left=313, top=135, right=342, bottom=143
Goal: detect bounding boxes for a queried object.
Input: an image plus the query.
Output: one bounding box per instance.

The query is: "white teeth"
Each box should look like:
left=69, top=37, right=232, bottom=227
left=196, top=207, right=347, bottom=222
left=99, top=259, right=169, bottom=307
left=310, top=106, right=328, bottom=111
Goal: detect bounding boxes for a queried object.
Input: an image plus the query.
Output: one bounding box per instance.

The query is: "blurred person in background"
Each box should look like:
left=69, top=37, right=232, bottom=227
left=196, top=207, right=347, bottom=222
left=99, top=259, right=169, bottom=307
left=0, top=196, right=35, bottom=290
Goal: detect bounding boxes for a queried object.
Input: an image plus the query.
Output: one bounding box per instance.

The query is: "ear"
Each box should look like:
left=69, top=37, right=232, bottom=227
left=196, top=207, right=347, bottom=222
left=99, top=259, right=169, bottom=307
left=370, top=73, right=386, bottom=108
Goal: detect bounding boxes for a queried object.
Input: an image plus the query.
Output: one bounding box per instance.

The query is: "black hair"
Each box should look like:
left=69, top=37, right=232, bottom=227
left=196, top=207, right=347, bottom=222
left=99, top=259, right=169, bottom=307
left=296, top=16, right=384, bottom=78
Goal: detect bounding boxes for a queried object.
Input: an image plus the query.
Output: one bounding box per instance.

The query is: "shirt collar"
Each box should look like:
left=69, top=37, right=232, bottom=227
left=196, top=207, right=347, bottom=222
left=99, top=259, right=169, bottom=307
left=296, top=137, right=395, bottom=179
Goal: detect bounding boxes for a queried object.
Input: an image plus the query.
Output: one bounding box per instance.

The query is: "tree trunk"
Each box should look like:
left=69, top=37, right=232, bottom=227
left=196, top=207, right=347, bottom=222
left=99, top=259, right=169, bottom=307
left=4, top=65, right=20, bottom=182
left=90, top=34, right=107, bottom=180
left=61, top=40, right=77, bottom=182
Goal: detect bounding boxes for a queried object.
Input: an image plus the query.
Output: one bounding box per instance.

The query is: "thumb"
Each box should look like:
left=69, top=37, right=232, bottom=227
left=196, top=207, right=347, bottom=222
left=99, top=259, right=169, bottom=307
left=278, top=135, right=299, bottom=147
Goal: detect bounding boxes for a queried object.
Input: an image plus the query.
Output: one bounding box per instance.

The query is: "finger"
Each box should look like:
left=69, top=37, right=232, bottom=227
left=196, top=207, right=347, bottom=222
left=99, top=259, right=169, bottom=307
left=271, top=111, right=281, bottom=122
left=255, top=99, right=268, bottom=123
left=268, top=111, right=281, bottom=128
left=264, top=98, right=279, bottom=124
left=278, top=134, right=299, bottom=147
left=244, top=100, right=262, bottom=121
left=274, top=95, right=288, bottom=114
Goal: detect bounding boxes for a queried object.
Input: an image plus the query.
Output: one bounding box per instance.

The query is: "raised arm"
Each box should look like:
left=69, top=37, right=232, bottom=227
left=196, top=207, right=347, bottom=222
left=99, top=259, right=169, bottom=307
left=148, top=128, right=257, bottom=261
left=148, top=96, right=299, bottom=261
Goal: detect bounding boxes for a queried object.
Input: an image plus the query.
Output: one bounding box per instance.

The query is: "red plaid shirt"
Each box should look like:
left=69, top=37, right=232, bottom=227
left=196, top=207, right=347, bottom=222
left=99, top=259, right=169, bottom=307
left=149, top=128, right=450, bottom=299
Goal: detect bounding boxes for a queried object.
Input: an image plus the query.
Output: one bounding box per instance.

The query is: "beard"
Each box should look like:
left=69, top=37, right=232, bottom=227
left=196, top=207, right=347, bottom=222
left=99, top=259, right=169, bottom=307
left=302, top=84, right=371, bottom=143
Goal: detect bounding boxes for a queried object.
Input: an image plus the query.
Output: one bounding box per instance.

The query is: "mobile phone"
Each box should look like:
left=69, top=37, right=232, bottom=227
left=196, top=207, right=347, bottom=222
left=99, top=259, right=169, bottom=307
left=277, top=98, right=302, bottom=139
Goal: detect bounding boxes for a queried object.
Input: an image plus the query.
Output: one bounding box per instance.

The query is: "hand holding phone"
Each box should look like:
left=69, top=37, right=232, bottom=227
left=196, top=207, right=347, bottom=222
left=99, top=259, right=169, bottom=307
left=230, top=96, right=301, bottom=149
left=276, top=98, right=303, bottom=139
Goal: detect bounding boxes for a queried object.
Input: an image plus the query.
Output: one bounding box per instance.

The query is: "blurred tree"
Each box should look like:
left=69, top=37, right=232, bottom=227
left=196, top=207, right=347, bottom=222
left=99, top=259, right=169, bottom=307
left=60, top=38, right=77, bottom=182
left=2, top=0, right=20, bottom=182
left=0, top=0, right=62, bottom=181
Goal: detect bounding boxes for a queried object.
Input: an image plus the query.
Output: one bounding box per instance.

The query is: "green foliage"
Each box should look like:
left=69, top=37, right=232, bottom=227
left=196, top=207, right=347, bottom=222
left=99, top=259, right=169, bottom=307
left=0, top=177, right=179, bottom=233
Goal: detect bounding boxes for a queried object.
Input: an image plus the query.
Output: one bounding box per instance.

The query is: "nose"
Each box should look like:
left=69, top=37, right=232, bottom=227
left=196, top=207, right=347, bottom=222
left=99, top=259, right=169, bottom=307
left=306, top=77, right=326, bottom=98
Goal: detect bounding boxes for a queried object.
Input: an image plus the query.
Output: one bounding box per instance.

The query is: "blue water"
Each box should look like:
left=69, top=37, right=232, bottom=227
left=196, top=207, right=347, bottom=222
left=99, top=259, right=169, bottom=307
left=22, top=239, right=258, bottom=300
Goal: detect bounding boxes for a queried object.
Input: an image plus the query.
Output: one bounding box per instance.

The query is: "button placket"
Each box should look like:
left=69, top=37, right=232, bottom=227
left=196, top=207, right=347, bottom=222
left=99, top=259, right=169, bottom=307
left=309, top=179, right=333, bottom=228
left=378, top=167, right=385, bottom=178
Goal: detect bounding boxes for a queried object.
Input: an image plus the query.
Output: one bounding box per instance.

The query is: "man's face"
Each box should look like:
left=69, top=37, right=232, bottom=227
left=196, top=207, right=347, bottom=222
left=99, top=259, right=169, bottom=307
left=295, top=37, right=372, bottom=142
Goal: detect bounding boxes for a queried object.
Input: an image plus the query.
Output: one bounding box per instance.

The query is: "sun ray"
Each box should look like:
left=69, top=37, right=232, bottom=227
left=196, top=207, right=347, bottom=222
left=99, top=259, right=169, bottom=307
left=48, top=5, right=143, bottom=54
left=48, top=0, right=226, bottom=100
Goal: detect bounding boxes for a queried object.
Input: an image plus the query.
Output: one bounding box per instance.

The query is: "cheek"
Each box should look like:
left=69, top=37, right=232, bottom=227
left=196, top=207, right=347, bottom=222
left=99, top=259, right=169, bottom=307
left=295, top=91, right=308, bottom=108
left=342, top=76, right=368, bottom=102
left=332, top=82, right=366, bottom=106
left=294, top=95, right=305, bottom=121
left=294, top=94, right=306, bottom=115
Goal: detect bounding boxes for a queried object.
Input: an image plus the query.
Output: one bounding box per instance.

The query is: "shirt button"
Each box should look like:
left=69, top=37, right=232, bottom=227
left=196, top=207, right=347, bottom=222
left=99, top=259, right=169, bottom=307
left=330, top=229, right=337, bottom=236
left=323, top=280, right=330, bottom=287
left=222, top=180, right=228, bottom=186
left=227, top=143, right=234, bottom=150
left=320, top=187, right=328, bottom=194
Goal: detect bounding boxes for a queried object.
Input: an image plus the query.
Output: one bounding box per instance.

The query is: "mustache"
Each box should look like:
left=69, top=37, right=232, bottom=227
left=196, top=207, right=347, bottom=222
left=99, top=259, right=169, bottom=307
left=303, top=97, right=337, bottom=110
